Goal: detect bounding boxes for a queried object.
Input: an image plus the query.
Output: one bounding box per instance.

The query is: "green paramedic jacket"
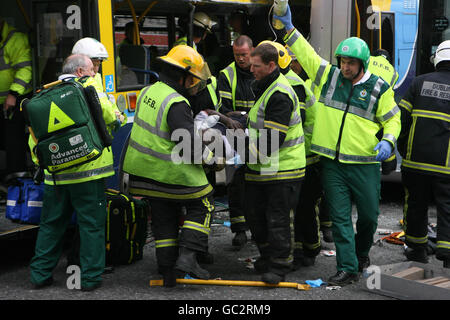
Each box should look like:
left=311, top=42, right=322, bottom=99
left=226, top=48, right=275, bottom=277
left=0, top=21, right=32, bottom=103
left=122, top=81, right=213, bottom=200
left=284, top=29, right=401, bottom=164
left=246, top=73, right=306, bottom=182
left=28, top=76, right=118, bottom=185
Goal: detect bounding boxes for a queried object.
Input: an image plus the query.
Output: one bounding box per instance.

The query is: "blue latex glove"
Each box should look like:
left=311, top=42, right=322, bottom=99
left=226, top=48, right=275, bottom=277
left=273, top=4, right=294, bottom=31
left=374, top=140, right=392, bottom=162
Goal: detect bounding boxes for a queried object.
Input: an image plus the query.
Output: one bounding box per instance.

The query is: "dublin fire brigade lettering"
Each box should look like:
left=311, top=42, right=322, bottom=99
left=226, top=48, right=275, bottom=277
left=421, top=81, right=450, bottom=101
left=50, top=142, right=91, bottom=164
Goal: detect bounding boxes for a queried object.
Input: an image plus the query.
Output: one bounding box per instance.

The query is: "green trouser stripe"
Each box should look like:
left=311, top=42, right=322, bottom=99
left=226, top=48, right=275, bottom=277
left=321, top=157, right=380, bottom=274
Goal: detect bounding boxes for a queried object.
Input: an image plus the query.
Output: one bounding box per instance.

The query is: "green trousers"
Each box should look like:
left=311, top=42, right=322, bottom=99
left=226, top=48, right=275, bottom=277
left=30, top=178, right=106, bottom=288
left=321, top=158, right=381, bottom=274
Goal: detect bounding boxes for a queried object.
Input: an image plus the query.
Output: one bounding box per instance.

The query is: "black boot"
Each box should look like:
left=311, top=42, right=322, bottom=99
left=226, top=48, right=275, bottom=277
left=261, top=272, right=285, bottom=284
left=321, top=226, right=334, bottom=243
left=328, top=271, right=359, bottom=286
left=405, top=247, right=428, bottom=263
left=357, top=256, right=370, bottom=272
left=175, top=247, right=210, bottom=279
left=197, top=251, right=214, bottom=265
left=232, top=231, right=247, bottom=247
left=162, top=269, right=177, bottom=288
left=253, top=257, right=270, bottom=274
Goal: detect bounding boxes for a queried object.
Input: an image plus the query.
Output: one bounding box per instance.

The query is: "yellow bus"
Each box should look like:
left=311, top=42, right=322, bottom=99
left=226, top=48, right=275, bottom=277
left=25, top=0, right=316, bottom=189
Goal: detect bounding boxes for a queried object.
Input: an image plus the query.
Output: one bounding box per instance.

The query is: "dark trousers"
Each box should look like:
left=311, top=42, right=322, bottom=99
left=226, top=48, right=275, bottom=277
left=294, top=163, right=322, bottom=257
left=150, top=195, right=214, bottom=271
left=402, top=170, right=450, bottom=261
left=319, top=196, right=332, bottom=229
left=1, top=107, right=29, bottom=176
left=245, top=179, right=302, bottom=275
left=227, top=166, right=247, bottom=232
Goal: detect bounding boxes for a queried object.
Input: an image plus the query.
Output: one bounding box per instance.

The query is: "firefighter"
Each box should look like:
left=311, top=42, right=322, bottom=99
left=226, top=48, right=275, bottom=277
left=217, top=35, right=255, bottom=247
left=369, top=49, right=399, bottom=88
left=398, top=40, right=450, bottom=269
left=121, top=45, right=223, bottom=286
left=0, top=18, right=32, bottom=176
left=286, top=46, right=334, bottom=244
left=29, top=54, right=124, bottom=291
left=369, top=49, right=399, bottom=175
left=260, top=41, right=322, bottom=268
left=174, top=12, right=216, bottom=50
left=274, top=6, right=400, bottom=286
left=238, top=42, right=305, bottom=284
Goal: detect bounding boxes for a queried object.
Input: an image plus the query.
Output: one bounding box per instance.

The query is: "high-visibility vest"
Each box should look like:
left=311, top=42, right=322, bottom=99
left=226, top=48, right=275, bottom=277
left=246, top=73, right=306, bottom=182
left=28, top=76, right=116, bottom=185
left=368, top=55, right=399, bottom=88
left=285, top=29, right=401, bottom=164
left=218, top=62, right=254, bottom=111
left=206, top=76, right=220, bottom=110
left=173, top=36, right=197, bottom=51
left=284, top=69, right=319, bottom=165
left=0, top=22, right=32, bottom=103
left=122, top=81, right=212, bottom=200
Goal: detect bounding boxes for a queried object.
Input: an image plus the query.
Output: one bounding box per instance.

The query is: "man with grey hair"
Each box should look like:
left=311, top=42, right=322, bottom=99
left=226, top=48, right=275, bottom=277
left=29, top=53, right=124, bottom=291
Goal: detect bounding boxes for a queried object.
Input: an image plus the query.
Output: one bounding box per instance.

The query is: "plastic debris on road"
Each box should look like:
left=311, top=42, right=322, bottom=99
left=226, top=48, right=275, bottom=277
left=325, top=286, right=341, bottom=290
left=305, top=279, right=326, bottom=288
left=320, top=250, right=336, bottom=257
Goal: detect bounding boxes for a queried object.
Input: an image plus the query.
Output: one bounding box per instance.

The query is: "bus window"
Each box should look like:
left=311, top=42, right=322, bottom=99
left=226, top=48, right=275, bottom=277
left=417, top=0, right=450, bottom=75
left=114, top=16, right=167, bottom=91
left=32, top=0, right=98, bottom=86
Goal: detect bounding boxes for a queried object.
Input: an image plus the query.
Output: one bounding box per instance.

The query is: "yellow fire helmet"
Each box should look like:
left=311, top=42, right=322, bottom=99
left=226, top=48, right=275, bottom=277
left=258, top=40, right=292, bottom=69
left=158, top=45, right=211, bottom=87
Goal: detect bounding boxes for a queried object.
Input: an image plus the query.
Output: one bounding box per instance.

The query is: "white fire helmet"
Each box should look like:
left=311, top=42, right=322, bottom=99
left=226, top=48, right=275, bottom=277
left=432, top=40, right=450, bottom=67
left=72, top=37, right=109, bottom=60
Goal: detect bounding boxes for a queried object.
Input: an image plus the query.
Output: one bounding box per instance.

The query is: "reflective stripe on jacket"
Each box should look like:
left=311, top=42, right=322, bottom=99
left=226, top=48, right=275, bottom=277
left=0, top=21, right=32, bottom=103
left=246, top=73, right=306, bottom=182
left=122, top=81, right=212, bottom=200
left=218, top=62, right=254, bottom=111
left=398, top=69, right=450, bottom=177
left=284, top=28, right=400, bottom=164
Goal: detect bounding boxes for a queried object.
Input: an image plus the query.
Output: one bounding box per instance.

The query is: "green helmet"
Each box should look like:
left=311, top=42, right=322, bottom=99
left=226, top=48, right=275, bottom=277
left=335, top=37, right=370, bottom=71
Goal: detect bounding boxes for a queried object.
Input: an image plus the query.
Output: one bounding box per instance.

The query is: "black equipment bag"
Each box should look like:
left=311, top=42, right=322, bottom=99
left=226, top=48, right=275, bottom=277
left=105, top=189, right=150, bottom=265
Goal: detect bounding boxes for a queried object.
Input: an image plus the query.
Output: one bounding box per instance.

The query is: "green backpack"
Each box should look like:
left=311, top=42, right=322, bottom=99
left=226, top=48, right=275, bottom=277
left=22, top=78, right=113, bottom=173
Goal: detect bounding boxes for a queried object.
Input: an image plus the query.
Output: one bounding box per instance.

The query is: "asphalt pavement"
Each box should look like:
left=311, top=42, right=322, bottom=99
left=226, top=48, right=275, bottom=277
left=0, top=182, right=446, bottom=312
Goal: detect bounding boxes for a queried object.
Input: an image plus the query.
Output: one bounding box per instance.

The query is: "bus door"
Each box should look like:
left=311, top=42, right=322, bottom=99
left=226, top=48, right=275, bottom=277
left=352, top=0, right=418, bottom=97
